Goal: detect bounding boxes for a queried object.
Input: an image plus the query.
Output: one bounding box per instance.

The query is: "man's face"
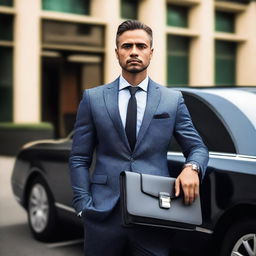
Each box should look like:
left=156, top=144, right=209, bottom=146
left=115, top=29, right=153, bottom=74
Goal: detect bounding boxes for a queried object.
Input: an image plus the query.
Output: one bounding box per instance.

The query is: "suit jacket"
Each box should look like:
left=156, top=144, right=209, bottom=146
left=69, top=78, right=209, bottom=220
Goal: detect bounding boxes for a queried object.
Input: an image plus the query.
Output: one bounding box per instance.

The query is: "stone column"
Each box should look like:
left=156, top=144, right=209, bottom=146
left=236, top=2, right=256, bottom=86
left=14, top=0, right=41, bottom=122
left=190, top=0, right=214, bottom=86
left=139, top=0, right=166, bottom=85
left=91, top=0, right=121, bottom=83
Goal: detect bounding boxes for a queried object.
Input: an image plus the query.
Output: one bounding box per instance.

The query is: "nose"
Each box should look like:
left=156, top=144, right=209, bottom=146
left=130, top=45, right=138, bottom=56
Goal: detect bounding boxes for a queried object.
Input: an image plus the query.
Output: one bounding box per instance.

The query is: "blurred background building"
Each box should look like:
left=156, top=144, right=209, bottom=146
left=0, top=0, right=255, bottom=139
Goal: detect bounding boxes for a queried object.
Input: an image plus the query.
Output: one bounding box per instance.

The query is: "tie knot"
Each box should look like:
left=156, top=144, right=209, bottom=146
left=128, top=86, right=140, bottom=96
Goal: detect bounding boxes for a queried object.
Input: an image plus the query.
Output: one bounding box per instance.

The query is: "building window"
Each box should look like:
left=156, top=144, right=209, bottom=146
left=42, top=0, right=90, bottom=15
left=0, top=47, right=13, bottom=121
left=42, top=20, right=105, bottom=48
left=215, top=11, right=235, bottom=33
left=121, top=0, right=138, bottom=20
left=0, top=14, right=13, bottom=41
left=215, top=40, right=236, bottom=86
left=0, top=13, right=13, bottom=121
left=167, top=35, right=189, bottom=87
left=167, top=5, right=188, bottom=28
left=0, top=0, right=13, bottom=6
left=215, top=0, right=250, bottom=4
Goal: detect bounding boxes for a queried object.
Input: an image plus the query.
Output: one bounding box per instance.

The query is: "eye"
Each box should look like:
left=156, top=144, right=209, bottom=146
left=137, top=44, right=147, bottom=49
left=122, top=44, right=132, bottom=49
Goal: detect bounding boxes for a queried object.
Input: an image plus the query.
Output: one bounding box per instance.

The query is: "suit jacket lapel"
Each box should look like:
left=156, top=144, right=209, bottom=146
left=103, top=78, right=130, bottom=150
left=134, top=79, right=161, bottom=151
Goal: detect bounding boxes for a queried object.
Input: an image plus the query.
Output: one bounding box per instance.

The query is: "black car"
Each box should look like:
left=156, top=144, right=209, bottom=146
left=11, top=88, right=256, bottom=256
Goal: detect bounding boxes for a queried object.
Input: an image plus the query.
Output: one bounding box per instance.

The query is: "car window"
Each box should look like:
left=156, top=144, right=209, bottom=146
left=169, top=92, right=236, bottom=154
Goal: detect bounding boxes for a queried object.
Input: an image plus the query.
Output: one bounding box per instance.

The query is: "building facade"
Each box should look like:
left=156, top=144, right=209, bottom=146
left=0, top=0, right=255, bottom=137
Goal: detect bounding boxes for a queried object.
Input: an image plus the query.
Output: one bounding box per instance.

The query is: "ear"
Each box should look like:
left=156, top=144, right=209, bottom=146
left=115, top=48, right=119, bottom=59
left=150, top=48, right=154, bottom=60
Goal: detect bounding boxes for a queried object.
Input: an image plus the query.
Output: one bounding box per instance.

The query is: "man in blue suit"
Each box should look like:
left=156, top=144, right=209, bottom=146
left=70, top=20, right=209, bottom=256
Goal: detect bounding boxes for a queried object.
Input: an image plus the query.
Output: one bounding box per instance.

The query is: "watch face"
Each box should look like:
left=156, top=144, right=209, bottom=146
left=192, top=164, right=199, bottom=171
left=184, top=163, right=199, bottom=172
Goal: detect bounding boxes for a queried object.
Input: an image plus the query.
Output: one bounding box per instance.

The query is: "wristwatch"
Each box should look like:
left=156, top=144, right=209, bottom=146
left=183, top=163, right=200, bottom=174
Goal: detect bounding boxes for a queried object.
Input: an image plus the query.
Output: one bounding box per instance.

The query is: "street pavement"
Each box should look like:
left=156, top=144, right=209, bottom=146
left=0, top=156, right=83, bottom=256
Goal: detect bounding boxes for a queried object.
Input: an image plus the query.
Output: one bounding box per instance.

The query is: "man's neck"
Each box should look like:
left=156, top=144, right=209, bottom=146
left=122, top=70, right=147, bottom=86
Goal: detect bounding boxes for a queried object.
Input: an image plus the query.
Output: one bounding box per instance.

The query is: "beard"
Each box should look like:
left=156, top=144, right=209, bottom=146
left=120, top=62, right=149, bottom=74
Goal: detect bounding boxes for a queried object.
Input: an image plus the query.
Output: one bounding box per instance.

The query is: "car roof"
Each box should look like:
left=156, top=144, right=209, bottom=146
left=176, top=87, right=256, bottom=156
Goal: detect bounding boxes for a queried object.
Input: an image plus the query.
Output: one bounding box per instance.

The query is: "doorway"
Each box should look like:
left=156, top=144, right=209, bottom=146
left=41, top=51, right=103, bottom=138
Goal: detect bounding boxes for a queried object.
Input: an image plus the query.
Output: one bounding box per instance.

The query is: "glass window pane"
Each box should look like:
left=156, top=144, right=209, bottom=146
left=42, top=0, right=90, bottom=15
left=121, top=0, right=138, bottom=20
left=215, top=11, right=235, bottom=33
left=178, top=93, right=236, bottom=153
left=0, top=47, right=13, bottom=121
left=42, top=20, right=105, bottom=48
left=0, top=0, right=13, bottom=6
left=0, top=14, right=13, bottom=41
left=167, top=36, right=189, bottom=86
left=167, top=5, right=188, bottom=27
left=215, top=40, right=236, bottom=86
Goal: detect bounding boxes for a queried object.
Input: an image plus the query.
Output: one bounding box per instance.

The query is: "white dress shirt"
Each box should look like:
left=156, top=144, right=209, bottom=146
left=118, top=75, right=148, bottom=136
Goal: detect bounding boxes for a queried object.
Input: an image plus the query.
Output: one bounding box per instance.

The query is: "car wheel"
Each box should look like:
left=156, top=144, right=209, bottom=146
left=27, top=176, right=59, bottom=242
left=220, top=220, right=256, bottom=256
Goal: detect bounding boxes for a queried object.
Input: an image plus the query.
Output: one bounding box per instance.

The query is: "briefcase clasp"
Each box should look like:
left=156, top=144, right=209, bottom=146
left=159, top=192, right=171, bottom=209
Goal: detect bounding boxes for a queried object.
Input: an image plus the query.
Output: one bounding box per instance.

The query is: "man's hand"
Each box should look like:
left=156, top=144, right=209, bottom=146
left=175, top=167, right=200, bottom=205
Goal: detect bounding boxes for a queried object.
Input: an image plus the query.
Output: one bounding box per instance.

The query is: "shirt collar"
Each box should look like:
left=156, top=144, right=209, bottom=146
left=119, top=75, right=149, bottom=92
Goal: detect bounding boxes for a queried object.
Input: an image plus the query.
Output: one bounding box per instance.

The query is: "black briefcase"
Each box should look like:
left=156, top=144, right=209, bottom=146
left=120, top=171, right=202, bottom=231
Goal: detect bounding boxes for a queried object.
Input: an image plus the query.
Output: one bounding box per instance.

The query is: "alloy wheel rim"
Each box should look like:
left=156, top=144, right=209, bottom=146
left=231, top=234, right=256, bottom=256
left=29, top=184, right=49, bottom=233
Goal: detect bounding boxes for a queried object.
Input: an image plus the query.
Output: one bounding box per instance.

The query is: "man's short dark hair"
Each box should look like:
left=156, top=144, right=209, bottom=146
left=116, top=20, right=153, bottom=47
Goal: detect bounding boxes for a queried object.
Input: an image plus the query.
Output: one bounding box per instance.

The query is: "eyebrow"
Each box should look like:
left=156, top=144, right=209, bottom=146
left=121, top=43, right=147, bottom=47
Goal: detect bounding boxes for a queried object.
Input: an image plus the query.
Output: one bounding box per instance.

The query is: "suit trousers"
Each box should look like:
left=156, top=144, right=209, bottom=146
left=83, top=201, right=175, bottom=256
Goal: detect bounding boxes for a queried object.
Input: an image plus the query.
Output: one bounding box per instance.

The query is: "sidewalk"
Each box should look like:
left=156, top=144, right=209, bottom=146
left=0, top=156, right=27, bottom=226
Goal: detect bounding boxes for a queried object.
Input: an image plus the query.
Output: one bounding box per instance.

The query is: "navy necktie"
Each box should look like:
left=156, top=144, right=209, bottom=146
left=125, top=86, right=140, bottom=151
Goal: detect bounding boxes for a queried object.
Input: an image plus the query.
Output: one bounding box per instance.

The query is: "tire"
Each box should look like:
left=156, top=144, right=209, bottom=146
left=27, top=176, right=59, bottom=242
left=220, top=219, right=256, bottom=256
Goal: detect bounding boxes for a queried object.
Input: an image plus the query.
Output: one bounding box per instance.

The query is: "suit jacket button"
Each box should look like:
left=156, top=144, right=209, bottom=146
left=130, top=157, right=134, bottom=162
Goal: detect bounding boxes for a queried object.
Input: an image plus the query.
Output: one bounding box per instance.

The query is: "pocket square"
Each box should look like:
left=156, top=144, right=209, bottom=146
left=153, top=113, right=170, bottom=119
